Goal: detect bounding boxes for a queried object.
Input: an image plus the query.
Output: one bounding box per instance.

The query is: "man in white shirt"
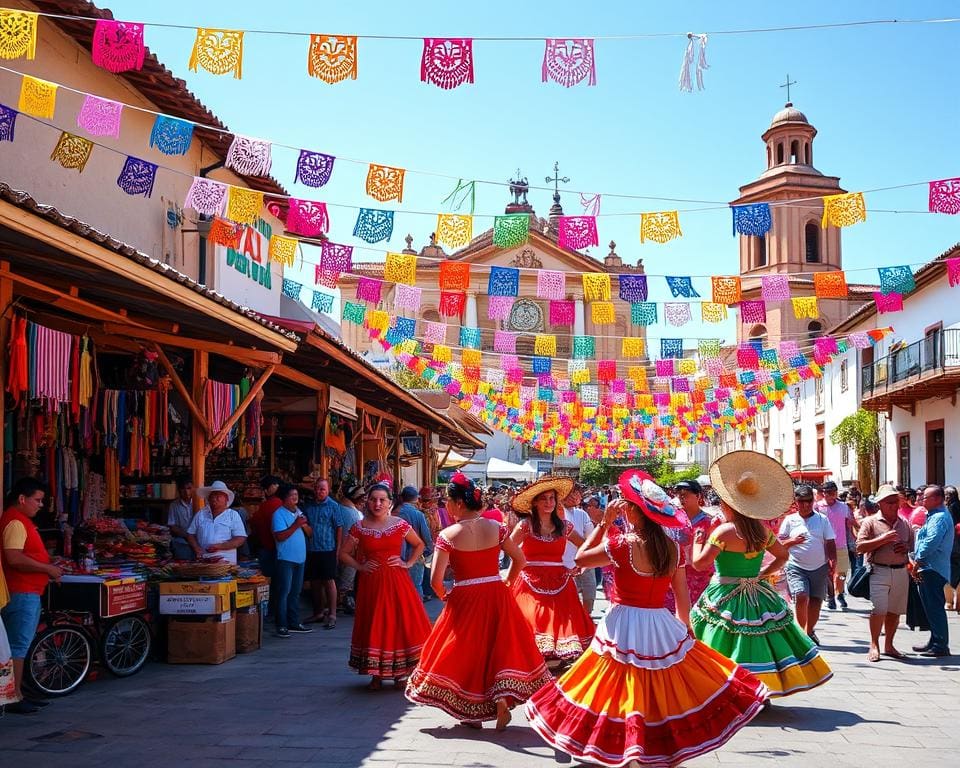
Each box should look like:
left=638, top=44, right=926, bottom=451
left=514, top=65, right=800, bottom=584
left=562, top=485, right=596, bottom=614
left=779, top=485, right=837, bottom=644
left=186, top=481, right=248, bottom=565
left=815, top=480, right=859, bottom=611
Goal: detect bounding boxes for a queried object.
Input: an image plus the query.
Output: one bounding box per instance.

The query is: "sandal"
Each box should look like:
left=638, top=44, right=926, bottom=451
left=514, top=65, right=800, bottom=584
left=323, top=616, right=336, bottom=630
left=882, top=649, right=907, bottom=660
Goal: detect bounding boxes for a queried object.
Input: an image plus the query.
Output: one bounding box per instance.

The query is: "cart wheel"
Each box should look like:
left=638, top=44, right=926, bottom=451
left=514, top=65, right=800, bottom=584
left=26, top=625, right=93, bottom=696
left=101, top=615, right=152, bottom=677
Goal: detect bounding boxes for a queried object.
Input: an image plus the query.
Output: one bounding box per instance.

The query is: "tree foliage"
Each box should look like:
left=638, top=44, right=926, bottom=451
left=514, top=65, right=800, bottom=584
left=384, top=364, right=434, bottom=391
left=579, top=459, right=610, bottom=487
left=577, top=457, right=701, bottom=489
left=829, top=409, right=880, bottom=454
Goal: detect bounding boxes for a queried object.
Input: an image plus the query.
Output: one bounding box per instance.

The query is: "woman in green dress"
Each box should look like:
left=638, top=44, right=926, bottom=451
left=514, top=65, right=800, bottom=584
left=690, top=451, right=833, bottom=697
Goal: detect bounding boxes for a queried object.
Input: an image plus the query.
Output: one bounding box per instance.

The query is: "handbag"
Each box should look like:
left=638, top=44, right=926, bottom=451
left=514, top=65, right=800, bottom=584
left=847, top=562, right=872, bottom=599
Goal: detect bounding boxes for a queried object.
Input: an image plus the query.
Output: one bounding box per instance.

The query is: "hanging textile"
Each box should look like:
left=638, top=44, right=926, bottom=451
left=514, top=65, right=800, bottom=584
left=27, top=322, right=71, bottom=405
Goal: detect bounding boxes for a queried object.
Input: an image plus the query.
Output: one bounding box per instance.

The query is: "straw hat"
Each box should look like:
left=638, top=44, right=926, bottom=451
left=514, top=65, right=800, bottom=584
left=196, top=480, right=236, bottom=508
left=511, top=475, right=575, bottom=513
left=618, top=470, right=686, bottom=529
left=709, top=451, right=793, bottom=520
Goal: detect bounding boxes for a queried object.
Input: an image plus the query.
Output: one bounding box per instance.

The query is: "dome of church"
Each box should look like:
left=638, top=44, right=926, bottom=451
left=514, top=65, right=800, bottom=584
left=770, top=103, right=809, bottom=127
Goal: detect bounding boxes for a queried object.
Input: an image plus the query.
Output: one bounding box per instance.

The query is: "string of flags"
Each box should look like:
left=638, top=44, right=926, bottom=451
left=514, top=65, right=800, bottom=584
left=2, top=89, right=948, bottom=326
left=0, top=10, right=712, bottom=91
left=349, top=311, right=896, bottom=456
left=1, top=63, right=956, bottom=247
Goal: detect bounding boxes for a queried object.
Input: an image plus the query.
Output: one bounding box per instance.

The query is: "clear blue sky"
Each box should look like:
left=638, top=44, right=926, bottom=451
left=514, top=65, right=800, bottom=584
left=101, top=0, right=960, bottom=342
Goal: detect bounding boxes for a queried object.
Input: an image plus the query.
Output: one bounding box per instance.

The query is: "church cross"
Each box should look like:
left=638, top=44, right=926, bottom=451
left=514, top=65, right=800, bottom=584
left=545, top=161, right=570, bottom=196
left=780, top=74, right=797, bottom=103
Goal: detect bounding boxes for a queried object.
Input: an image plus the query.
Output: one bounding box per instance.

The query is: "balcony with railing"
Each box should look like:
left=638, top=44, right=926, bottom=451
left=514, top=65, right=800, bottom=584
left=861, top=328, right=960, bottom=411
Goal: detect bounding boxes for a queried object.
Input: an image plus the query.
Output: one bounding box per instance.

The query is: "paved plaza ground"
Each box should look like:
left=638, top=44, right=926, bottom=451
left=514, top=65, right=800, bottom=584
left=1, top=593, right=958, bottom=768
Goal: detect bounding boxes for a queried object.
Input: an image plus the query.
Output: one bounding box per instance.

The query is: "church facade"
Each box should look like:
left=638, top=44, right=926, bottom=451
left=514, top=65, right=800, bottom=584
left=339, top=178, right=648, bottom=477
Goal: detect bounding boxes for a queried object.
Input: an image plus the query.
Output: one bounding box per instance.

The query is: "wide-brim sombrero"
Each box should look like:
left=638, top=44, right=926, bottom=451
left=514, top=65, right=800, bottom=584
left=618, top=470, right=685, bottom=529
left=511, top=475, right=575, bottom=513
left=709, top=450, right=794, bottom=520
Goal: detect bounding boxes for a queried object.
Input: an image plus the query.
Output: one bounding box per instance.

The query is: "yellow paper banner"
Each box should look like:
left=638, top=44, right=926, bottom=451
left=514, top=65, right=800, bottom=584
left=640, top=211, right=682, bottom=244
left=19, top=75, right=56, bottom=118
left=189, top=29, right=244, bottom=78
left=436, top=214, right=473, bottom=248
left=591, top=301, right=615, bottom=325
left=622, top=338, right=645, bottom=358
left=582, top=273, right=611, bottom=301
left=822, top=192, right=866, bottom=228
left=0, top=10, right=38, bottom=60
left=534, top=334, right=557, bottom=356
left=384, top=252, right=417, bottom=285
left=269, top=234, right=298, bottom=267
left=791, top=296, right=819, bottom=319
left=226, top=187, right=264, bottom=225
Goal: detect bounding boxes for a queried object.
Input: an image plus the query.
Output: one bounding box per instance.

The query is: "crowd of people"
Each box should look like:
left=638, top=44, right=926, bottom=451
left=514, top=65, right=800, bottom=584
left=2, top=457, right=958, bottom=766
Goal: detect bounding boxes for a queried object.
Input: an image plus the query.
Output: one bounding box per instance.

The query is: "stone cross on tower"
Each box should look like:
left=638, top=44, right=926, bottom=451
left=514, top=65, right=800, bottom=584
left=780, top=74, right=797, bottom=104
left=546, top=161, right=569, bottom=223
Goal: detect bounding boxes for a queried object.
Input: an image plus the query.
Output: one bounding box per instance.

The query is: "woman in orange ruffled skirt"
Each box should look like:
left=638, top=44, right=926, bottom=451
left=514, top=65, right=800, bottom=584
left=405, top=473, right=551, bottom=729
left=526, top=471, right=768, bottom=768
left=339, top=483, right=432, bottom=690
left=509, top=476, right=595, bottom=663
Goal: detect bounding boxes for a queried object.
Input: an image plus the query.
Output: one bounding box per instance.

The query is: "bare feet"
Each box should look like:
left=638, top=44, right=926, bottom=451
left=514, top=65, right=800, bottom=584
left=882, top=647, right=907, bottom=660
left=495, top=700, right=512, bottom=731
left=867, top=648, right=880, bottom=662
left=367, top=676, right=382, bottom=691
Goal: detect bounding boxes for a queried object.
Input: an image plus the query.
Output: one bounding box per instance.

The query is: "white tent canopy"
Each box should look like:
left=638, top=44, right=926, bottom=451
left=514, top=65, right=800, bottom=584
left=486, top=457, right=538, bottom=481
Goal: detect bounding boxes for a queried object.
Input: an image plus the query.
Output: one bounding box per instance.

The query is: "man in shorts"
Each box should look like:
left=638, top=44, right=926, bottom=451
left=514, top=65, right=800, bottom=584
left=779, top=485, right=837, bottom=645
left=856, top=484, right=914, bottom=661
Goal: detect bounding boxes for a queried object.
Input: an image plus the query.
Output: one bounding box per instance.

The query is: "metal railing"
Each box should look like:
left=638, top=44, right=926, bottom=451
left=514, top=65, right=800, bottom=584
left=861, top=328, right=960, bottom=396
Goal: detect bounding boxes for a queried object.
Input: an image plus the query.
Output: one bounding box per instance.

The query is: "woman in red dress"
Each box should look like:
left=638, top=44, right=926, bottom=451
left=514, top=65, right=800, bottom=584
left=339, top=483, right=432, bottom=690
left=405, top=473, right=551, bottom=729
left=510, top=476, right=596, bottom=664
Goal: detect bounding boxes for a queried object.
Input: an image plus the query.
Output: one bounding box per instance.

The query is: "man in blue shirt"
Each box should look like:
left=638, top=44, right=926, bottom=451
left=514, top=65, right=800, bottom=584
left=303, top=479, right=343, bottom=628
left=395, top=486, right=433, bottom=599
left=912, top=485, right=956, bottom=657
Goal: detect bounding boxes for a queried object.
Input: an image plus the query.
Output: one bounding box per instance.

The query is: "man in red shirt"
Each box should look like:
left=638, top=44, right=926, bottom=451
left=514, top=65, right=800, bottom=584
left=1, top=478, right=62, bottom=714
left=250, top=476, right=282, bottom=620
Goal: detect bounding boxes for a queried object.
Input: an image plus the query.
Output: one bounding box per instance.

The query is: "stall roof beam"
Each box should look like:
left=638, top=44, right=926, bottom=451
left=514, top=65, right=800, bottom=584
left=152, top=343, right=210, bottom=437
left=0, top=197, right=297, bottom=353
left=102, top=323, right=282, bottom=366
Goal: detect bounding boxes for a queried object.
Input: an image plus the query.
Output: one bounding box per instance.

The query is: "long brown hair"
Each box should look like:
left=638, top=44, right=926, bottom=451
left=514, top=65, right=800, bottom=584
left=733, top=512, right=768, bottom=553
left=633, top=507, right=675, bottom=577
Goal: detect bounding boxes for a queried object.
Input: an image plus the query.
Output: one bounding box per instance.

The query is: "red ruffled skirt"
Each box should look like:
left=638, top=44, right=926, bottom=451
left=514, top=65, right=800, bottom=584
left=349, top=565, right=431, bottom=678
left=405, top=577, right=552, bottom=721
left=525, top=604, right=767, bottom=767
left=512, top=566, right=596, bottom=661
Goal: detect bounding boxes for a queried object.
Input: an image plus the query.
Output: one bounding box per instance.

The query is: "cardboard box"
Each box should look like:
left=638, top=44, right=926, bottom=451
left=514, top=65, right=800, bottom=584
left=167, top=617, right=236, bottom=664
left=159, top=580, right=237, bottom=598
left=159, top=593, right=231, bottom=615
left=235, top=607, right=262, bottom=653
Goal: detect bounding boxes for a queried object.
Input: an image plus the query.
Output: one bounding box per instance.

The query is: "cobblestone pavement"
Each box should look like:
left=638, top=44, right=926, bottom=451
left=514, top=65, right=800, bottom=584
left=1, top=593, right=957, bottom=768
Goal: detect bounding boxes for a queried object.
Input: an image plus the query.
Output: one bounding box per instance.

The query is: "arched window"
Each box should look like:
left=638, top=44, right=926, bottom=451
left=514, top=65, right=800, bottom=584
left=767, top=145, right=772, bottom=168
left=790, top=140, right=799, bottom=164
left=755, top=235, right=767, bottom=268
left=807, top=321, right=823, bottom=342
left=804, top=142, right=811, bottom=164
left=749, top=324, right=768, bottom=342
left=776, top=143, right=784, bottom=164
left=805, top=222, right=820, bottom=263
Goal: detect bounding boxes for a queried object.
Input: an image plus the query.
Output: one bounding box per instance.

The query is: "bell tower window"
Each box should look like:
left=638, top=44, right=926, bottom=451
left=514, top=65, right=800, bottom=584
left=807, top=321, right=823, bottom=341
left=755, top=235, right=767, bottom=268
left=804, top=142, right=811, bottom=164
left=776, top=143, right=784, bottom=164
left=790, top=140, right=799, bottom=163
left=805, top=222, right=820, bottom=263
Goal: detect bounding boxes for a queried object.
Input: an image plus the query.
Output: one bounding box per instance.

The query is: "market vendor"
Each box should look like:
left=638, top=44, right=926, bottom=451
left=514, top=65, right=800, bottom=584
left=166, top=476, right=196, bottom=561
left=1, top=478, right=63, bottom=715
left=186, top=481, right=247, bottom=565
